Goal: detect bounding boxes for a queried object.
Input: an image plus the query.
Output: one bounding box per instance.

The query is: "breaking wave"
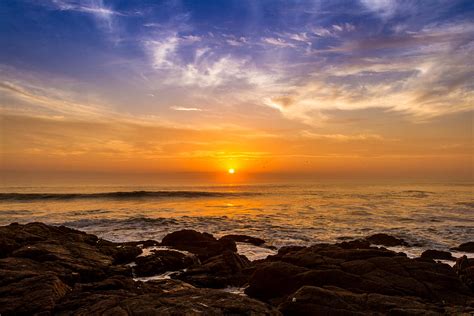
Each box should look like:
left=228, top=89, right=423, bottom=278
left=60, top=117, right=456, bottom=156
left=0, top=190, right=262, bottom=201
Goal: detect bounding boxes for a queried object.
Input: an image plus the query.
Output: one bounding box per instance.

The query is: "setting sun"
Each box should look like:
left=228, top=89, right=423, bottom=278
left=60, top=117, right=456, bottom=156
left=228, top=168, right=235, bottom=174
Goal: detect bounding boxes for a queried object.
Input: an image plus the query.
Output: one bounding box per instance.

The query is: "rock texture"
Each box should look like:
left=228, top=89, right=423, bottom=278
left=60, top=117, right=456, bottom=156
left=174, top=250, right=252, bottom=288
left=134, top=249, right=197, bottom=277
left=55, top=276, right=280, bottom=315
left=0, top=223, right=473, bottom=315
left=245, top=242, right=474, bottom=314
left=0, top=223, right=276, bottom=315
left=161, top=229, right=237, bottom=261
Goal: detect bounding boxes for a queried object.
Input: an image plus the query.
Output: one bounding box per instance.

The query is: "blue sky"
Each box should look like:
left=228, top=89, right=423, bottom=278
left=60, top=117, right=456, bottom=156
left=0, top=0, right=473, bottom=179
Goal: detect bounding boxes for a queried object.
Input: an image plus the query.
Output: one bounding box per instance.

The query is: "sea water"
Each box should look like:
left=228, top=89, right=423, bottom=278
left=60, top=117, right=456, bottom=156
left=0, top=182, right=472, bottom=259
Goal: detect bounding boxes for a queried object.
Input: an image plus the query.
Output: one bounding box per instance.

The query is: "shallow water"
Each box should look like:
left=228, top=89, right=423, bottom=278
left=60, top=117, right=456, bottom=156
left=0, top=182, right=472, bottom=258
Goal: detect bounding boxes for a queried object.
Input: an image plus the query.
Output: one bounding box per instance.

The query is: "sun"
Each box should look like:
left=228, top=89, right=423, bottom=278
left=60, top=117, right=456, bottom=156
left=228, top=168, right=235, bottom=174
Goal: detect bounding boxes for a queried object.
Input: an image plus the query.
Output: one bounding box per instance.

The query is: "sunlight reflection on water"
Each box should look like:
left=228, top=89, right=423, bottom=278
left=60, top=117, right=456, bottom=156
left=0, top=183, right=472, bottom=258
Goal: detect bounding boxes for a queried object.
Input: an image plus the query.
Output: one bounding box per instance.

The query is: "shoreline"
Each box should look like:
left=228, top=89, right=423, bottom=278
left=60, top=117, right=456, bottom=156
left=0, top=222, right=473, bottom=315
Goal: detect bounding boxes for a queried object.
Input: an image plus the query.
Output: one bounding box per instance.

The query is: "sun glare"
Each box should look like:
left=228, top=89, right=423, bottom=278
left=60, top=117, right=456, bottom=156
left=228, top=168, right=235, bottom=174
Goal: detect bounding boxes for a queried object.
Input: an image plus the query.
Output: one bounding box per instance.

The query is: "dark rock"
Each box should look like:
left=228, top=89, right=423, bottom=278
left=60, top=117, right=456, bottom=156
left=246, top=243, right=474, bottom=309
left=454, top=255, right=474, bottom=290
left=365, top=233, right=409, bottom=247
left=0, top=223, right=134, bottom=286
left=278, top=286, right=453, bottom=315
left=245, top=261, right=308, bottom=301
left=421, top=249, right=455, bottom=261
left=97, top=239, right=143, bottom=264
left=337, top=239, right=371, bottom=249
left=161, top=229, right=237, bottom=260
left=174, top=250, right=251, bottom=288
left=134, top=250, right=197, bottom=277
left=220, top=234, right=266, bottom=246
left=452, top=242, right=474, bottom=253
left=123, top=239, right=160, bottom=248
left=54, top=276, right=281, bottom=315
left=0, top=271, right=70, bottom=315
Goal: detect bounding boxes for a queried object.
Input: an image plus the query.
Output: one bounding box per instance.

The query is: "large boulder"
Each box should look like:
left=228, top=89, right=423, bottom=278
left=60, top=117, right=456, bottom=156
left=246, top=243, right=474, bottom=310
left=134, top=250, right=197, bottom=277
left=174, top=250, right=251, bottom=288
left=278, top=286, right=458, bottom=315
left=161, top=229, right=237, bottom=261
left=365, top=233, right=409, bottom=247
left=452, top=242, right=474, bottom=253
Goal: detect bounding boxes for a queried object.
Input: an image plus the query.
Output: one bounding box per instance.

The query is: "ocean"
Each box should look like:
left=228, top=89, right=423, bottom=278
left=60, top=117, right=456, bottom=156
left=1, top=182, right=472, bottom=260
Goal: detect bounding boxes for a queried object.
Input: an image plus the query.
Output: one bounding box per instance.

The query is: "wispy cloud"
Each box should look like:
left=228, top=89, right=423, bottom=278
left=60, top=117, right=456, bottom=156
left=261, top=37, right=296, bottom=48
left=171, top=106, right=203, bottom=111
left=49, top=0, right=124, bottom=37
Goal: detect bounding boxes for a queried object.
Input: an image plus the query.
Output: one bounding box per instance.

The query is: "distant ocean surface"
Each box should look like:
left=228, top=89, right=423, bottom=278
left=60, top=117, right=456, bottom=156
left=1, top=183, right=473, bottom=259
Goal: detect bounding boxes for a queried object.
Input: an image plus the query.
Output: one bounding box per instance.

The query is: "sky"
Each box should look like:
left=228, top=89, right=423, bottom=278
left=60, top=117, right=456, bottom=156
left=0, top=0, right=473, bottom=184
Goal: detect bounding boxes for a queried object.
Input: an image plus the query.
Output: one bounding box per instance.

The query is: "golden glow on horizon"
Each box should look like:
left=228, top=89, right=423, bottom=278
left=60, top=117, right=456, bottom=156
left=228, top=168, right=235, bottom=174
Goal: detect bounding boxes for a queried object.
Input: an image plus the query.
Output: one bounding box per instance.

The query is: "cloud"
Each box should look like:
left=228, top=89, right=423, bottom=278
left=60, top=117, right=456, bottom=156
left=49, top=0, right=123, bottom=36
left=147, top=36, right=179, bottom=69
left=262, top=37, right=296, bottom=48
left=144, top=35, right=281, bottom=89
left=171, top=106, right=203, bottom=111
left=359, top=0, right=398, bottom=18
left=300, top=131, right=384, bottom=141
left=51, top=0, right=123, bottom=16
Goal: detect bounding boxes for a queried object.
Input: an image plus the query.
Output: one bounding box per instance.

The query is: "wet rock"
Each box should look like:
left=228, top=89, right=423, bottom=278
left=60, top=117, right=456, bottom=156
left=220, top=234, right=266, bottom=246
left=134, top=250, right=197, bottom=277
left=365, top=233, right=409, bottom=247
left=161, top=229, right=237, bottom=260
left=421, top=249, right=455, bottom=261
left=54, top=276, right=281, bottom=315
left=123, top=239, right=160, bottom=248
left=279, top=286, right=451, bottom=315
left=246, top=243, right=474, bottom=309
left=97, top=239, right=143, bottom=264
left=174, top=250, right=251, bottom=288
left=0, top=223, right=134, bottom=285
left=454, top=256, right=474, bottom=290
left=452, top=242, right=474, bottom=253
left=0, top=271, right=70, bottom=315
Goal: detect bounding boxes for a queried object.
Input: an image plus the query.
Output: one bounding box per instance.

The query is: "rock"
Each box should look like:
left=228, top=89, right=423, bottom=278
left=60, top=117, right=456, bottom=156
left=454, top=256, right=474, bottom=290
left=0, top=271, right=70, bottom=315
left=278, top=286, right=452, bottom=315
left=97, top=239, right=143, bottom=264
left=337, top=239, right=371, bottom=249
left=220, top=234, right=266, bottom=246
left=245, top=261, right=309, bottom=302
left=246, top=243, right=474, bottom=309
left=452, top=242, right=474, bottom=253
left=134, top=250, right=197, bottom=277
left=421, top=249, right=455, bottom=261
left=0, top=223, right=135, bottom=285
left=365, top=233, right=409, bottom=247
left=161, top=229, right=237, bottom=261
left=54, top=276, right=281, bottom=315
left=174, top=250, right=251, bottom=288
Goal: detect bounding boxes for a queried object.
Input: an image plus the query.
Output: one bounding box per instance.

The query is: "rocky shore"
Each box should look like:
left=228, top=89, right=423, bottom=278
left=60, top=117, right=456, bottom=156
left=0, top=222, right=473, bottom=315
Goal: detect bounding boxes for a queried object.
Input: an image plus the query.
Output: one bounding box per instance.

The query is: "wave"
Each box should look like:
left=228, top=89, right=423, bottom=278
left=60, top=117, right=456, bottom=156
left=0, top=190, right=261, bottom=201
